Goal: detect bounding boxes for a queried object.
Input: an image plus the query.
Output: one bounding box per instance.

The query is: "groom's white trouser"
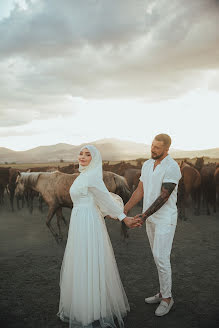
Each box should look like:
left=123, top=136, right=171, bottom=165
left=146, top=221, right=176, bottom=298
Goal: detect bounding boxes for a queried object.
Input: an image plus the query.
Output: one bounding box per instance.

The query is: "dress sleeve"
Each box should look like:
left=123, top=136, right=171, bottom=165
left=88, top=186, right=126, bottom=221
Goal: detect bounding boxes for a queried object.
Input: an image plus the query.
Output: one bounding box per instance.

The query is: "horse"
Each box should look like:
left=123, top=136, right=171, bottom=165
left=177, top=161, right=201, bottom=220
left=194, top=157, right=205, bottom=171
left=200, top=163, right=216, bottom=215
left=15, top=171, right=131, bottom=243
left=58, top=164, right=77, bottom=174
left=27, top=167, right=58, bottom=212
left=102, top=161, right=136, bottom=176
left=124, top=168, right=141, bottom=192
left=0, top=167, right=23, bottom=210
left=214, top=165, right=219, bottom=210
left=0, top=167, right=11, bottom=206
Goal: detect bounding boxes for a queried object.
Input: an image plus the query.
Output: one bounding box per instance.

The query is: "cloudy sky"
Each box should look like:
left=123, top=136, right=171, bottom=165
left=0, top=0, right=219, bottom=151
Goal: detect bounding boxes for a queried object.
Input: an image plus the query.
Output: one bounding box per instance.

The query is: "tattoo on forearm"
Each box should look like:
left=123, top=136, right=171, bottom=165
left=162, top=183, right=176, bottom=194
left=138, top=183, right=176, bottom=222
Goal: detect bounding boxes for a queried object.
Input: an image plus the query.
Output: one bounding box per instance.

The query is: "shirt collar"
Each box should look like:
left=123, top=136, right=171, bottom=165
left=152, top=154, right=170, bottom=165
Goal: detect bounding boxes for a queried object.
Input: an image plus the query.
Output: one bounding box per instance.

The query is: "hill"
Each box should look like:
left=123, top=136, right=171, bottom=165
left=0, top=139, right=218, bottom=163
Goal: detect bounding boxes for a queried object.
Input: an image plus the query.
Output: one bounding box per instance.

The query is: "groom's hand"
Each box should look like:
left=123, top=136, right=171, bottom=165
left=134, top=214, right=145, bottom=223
left=123, top=216, right=142, bottom=228
left=124, top=204, right=129, bottom=215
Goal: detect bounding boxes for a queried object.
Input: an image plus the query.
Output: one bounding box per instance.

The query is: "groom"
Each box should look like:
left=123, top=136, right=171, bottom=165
left=124, top=134, right=181, bottom=316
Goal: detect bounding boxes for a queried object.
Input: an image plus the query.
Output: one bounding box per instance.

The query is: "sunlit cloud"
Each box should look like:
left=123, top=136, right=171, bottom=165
left=0, top=0, right=219, bottom=151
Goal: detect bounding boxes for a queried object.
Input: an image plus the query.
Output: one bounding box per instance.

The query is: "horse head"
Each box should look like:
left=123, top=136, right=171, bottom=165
left=15, top=172, right=25, bottom=196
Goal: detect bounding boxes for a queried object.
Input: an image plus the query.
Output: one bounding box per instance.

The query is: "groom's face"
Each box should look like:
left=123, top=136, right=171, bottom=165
left=151, top=139, right=168, bottom=160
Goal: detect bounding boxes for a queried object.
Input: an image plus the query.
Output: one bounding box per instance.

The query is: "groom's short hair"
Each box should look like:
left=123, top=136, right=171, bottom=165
left=154, top=134, right=171, bottom=148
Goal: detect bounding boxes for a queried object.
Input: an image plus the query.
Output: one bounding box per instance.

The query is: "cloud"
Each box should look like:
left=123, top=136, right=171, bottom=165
left=0, top=0, right=219, bottom=128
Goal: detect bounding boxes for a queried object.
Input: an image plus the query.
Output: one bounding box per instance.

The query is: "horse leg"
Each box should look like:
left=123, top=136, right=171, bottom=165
left=21, top=195, right=25, bottom=208
left=216, top=189, right=219, bottom=212
left=177, top=190, right=183, bottom=220
left=56, top=215, right=62, bottom=242
left=46, top=206, right=60, bottom=243
left=177, top=197, right=182, bottom=220
left=58, top=206, right=68, bottom=226
left=55, top=208, right=66, bottom=241
left=29, top=193, right=34, bottom=214
left=61, top=212, right=68, bottom=226
left=196, top=188, right=201, bottom=216
left=0, top=190, right=3, bottom=205
left=206, top=191, right=211, bottom=216
left=16, top=195, right=20, bottom=210
left=182, top=201, right=186, bottom=220
left=25, top=191, right=29, bottom=208
left=191, top=189, right=196, bottom=215
left=10, top=191, right=14, bottom=212
left=178, top=179, right=188, bottom=220
left=213, top=188, right=216, bottom=213
left=193, top=189, right=200, bottom=216
left=201, top=187, right=205, bottom=210
left=39, top=195, right=43, bottom=213
left=178, top=198, right=186, bottom=220
left=179, top=188, right=187, bottom=220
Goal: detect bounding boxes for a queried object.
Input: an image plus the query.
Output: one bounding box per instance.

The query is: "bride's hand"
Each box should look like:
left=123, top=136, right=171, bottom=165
left=123, top=216, right=143, bottom=229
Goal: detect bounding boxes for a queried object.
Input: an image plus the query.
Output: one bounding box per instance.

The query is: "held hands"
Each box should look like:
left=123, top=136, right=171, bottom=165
left=134, top=214, right=145, bottom=222
left=123, top=205, right=143, bottom=228
left=123, top=216, right=143, bottom=229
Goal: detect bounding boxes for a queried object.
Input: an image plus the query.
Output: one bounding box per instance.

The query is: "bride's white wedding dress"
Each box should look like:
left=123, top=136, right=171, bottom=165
left=57, top=173, right=130, bottom=328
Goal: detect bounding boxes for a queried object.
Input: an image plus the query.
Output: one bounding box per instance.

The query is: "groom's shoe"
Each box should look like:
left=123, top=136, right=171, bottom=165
left=145, top=293, right=162, bottom=304
left=155, top=298, right=174, bottom=316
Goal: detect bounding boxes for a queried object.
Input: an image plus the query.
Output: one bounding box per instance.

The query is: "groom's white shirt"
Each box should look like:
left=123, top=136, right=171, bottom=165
left=140, top=154, right=181, bottom=225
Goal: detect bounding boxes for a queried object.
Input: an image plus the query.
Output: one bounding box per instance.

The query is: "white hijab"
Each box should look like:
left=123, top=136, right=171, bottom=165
left=78, top=144, right=107, bottom=192
left=79, top=144, right=103, bottom=179
left=77, top=144, right=124, bottom=217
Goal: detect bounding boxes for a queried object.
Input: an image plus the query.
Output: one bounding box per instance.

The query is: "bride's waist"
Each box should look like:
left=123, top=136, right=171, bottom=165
left=73, top=199, right=95, bottom=208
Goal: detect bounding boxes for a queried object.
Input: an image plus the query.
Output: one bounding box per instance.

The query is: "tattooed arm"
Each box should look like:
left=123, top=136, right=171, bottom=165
left=135, top=183, right=176, bottom=222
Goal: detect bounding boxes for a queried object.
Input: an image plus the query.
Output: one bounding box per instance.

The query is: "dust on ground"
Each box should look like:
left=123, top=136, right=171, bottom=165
left=1, top=199, right=219, bottom=328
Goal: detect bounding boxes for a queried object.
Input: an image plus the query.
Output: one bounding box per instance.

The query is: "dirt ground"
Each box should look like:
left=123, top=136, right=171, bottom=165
left=1, top=198, right=219, bottom=328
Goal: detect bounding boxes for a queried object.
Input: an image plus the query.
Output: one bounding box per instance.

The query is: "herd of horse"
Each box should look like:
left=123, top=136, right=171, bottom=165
left=178, top=158, right=218, bottom=219
left=0, top=157, right=218, bottom=243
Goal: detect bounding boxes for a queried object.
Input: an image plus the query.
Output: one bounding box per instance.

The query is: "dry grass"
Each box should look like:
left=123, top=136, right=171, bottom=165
left=0, top=162, right=74, bottom=170
left=0, top=157, right=218, bottom=170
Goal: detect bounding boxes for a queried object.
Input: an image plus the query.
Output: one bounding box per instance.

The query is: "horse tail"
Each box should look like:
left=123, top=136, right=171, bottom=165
left=113, top=173, right=131, bottom=240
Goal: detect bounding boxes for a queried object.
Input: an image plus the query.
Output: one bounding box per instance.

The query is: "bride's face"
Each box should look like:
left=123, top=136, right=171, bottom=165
left=78, top=148, right=92, bottom=166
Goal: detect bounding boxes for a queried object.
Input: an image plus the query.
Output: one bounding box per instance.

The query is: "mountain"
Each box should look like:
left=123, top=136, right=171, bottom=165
left=0, top=139, right=218, bottom=163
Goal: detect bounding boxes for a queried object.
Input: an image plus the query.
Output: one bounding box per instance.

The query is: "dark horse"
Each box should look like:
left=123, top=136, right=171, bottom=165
left=178, top=161, right=201, bottom=220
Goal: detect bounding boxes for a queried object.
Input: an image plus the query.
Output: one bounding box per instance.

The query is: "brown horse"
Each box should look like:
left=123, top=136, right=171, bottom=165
left=0, top=167, right=23, bottom=210
left=15, top=171, right=131, bottom=242
left=124, top=168, right=141, bottom=192
left=177, top=161, right=201, bottom=220
left=103, top=161, right=131, bottom=176
left=200, top=163, right=216, bottom=215
left=25, top=167, right=58, bottom=213
left=194, top=157, right=205, bottom=171
left=58, top=164, right=77, bottom=174
left=214, top=165, right=219, bottom=210
left=0, top=167, right=11, bottom=205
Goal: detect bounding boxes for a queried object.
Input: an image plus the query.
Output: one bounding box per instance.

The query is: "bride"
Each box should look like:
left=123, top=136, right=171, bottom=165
left=57, top=145, right=142, bottom=328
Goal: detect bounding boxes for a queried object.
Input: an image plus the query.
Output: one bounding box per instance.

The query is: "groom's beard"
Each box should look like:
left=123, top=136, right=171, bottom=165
left=151, top=151, right=164, bottom=160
